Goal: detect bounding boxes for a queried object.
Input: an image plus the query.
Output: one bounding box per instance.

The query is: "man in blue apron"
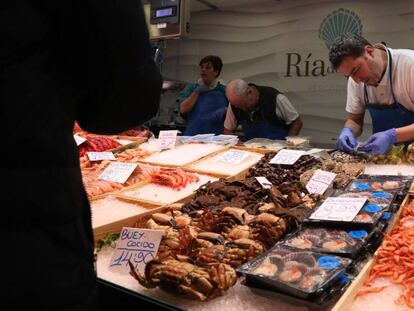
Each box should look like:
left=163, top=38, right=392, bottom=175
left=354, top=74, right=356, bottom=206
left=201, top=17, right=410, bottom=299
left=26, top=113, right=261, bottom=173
left=179, top=55, right=228, bottom=136
left=223, top=79, right=303, bottom=140
left=329, top=33, right=414, bottom=154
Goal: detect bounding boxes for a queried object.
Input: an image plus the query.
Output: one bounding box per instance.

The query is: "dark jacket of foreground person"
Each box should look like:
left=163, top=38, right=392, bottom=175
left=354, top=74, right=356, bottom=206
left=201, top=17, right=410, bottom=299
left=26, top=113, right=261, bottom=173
left=0, top=0, right=162, bottom=309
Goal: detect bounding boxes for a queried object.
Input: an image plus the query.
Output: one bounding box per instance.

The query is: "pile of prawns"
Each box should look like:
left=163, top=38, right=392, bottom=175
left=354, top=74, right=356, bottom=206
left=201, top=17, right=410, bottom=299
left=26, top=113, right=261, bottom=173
left=357, top=200, right=414, bottom=308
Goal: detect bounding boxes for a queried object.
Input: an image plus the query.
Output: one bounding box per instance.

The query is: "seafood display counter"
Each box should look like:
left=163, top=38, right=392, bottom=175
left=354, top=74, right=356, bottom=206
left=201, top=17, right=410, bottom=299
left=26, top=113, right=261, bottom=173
left=91, top=144, right=414, bottom=311
left=96, top=196, right=411, bottom=311
left=97, top=252, right=318, bottom=311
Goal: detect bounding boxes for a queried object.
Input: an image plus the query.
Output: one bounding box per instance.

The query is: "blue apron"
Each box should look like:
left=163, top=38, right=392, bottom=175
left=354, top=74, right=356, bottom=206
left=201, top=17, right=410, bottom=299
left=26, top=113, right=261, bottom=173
left=240, top=113, right=289, bottom=140
left=184, top=90, right=228, bottom=136
left=365, top=48, right=414, bottom=134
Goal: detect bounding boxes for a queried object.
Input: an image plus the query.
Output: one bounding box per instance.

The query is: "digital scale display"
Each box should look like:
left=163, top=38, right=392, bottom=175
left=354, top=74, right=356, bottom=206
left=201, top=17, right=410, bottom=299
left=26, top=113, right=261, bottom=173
left=155, top=7, right=174, bottom=18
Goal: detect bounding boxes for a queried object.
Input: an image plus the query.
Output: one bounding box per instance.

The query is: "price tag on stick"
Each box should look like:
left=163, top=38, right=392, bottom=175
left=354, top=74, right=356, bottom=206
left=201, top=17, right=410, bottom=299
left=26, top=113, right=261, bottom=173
left=74, top=134, right=86, bottom=146
left=306, top=169, right=336, bottom=195
left=159, top=130, right=178, bottom=150
left=269, top=149, right=305, bottom=165
left=255, top=177, right=273, bottom=189
left=109, top=227, right=163, bottom=274
left=98, top=162, right=137, bottom=184
left=87, top=151, right=116, bottom=161
left=309, top=197, right=367, bottom=222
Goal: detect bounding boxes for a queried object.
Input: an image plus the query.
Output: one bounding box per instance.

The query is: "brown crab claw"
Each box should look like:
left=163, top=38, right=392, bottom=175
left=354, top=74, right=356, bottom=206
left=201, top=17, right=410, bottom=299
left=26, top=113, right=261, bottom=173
left=197, top=232, right=225, bottom=244
left=222, top=207, right=247, bottom=224
left=128, top=260, right=138, bottom=279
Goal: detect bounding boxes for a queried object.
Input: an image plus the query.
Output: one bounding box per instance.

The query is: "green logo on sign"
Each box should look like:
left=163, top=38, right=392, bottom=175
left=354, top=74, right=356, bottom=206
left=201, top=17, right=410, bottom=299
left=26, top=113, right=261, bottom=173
left=319, top=8, right=362, bottom=49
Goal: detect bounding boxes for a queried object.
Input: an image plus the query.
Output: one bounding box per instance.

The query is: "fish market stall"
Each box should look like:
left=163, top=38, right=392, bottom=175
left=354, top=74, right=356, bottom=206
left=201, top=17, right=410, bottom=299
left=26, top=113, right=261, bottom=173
left=92, top=143, right=414, bottom=311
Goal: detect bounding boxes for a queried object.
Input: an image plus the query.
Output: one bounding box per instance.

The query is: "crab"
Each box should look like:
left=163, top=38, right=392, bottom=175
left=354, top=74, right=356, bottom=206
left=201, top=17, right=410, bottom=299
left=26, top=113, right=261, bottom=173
left=187, top=231, right=226, bottom=258
left=193, top=207, right=248, bottom=234
left=248, top=213, right=287, bottom=249
left=224, top=238, right=265, bottom=267
left=129, top=259, right=237, bottom=301
left=195, top=245, right=227, bottom=266
left=146, top=210, right=192, bottom=231
left=193, top=209, right=219, bottom=232
left=194, top=238, right=264, bottom=268
left=215, top=207, right=248, bottom=233
left=156, top=226, right=194, bottom=260
left=225, top=225, right=251, bottom=240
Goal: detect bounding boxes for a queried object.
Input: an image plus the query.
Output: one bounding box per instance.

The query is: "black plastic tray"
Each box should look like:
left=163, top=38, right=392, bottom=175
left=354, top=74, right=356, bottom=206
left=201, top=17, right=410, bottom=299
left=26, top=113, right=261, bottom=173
left=280, top=227, right=372, bottom=258
left=242, top=273, right=351, bottom=311
left=304, top=201, right=385, bottom=231
left=237, top=246, right=352, bottom=300
left=335, top=190, right=396, bottom=209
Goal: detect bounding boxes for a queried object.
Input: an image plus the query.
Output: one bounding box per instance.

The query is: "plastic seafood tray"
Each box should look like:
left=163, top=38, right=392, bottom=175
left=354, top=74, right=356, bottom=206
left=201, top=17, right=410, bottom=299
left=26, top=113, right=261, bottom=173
left=376, top=212, right=395, bottom=232
left=280, top=228, right=371, bottom=258
left=243, top=273, right=351, bottom=307
left=237, top=246, right=352, bottom=299
left=346, top=178, right=411, bottom=193
left=243, top=138, right=286, bottom=151
left=349, top=175, right=413, bottom=203
left=304, top=201, right=386, bottom=230
left=335, top=190, right=395, bottom=210
left=286, top=136, right=310, bottom=148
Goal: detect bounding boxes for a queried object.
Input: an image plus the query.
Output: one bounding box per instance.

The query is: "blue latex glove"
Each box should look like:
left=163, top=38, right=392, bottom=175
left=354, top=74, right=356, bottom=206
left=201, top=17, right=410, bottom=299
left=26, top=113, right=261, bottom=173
left=337, top=127, right=357, bottom=153
left=210, top=107, right=227, bottom=122
left=358, top=128, right=397, bottom=155
left=194, top=84, right=210, bottom=94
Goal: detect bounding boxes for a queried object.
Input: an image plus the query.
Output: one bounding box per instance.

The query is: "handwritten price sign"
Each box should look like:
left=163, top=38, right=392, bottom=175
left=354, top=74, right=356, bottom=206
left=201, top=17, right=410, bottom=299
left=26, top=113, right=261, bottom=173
left=98, top=162, right=137, bottom=184
left=87, top=151, right=116, bottom=161
left=219, top=149, right=249, bottom=165
left=269, top=149, right=305, bottom=165
left=309, top=197, right=367, bottom=222
left=306, top=169, right=336, bottom=195
left=109, top=227, right=164, bottom=274
left=159, top=130, right=178, bottom=150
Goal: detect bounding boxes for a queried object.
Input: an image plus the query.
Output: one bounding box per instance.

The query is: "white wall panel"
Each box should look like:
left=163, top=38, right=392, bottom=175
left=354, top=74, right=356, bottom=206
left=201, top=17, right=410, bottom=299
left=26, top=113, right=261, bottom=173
left=161, top=0, right=414, bottom=146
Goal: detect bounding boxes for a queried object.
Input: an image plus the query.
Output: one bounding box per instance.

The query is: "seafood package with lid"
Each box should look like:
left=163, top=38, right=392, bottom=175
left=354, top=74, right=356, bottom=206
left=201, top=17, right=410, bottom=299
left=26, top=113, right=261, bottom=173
left=350, top=175, right=413, bottom=204
left=346, top=177, right=411, bottom=193
left=304, top=199, right=387, bottom=230
left=335, top=190, right=395, bottom=210
left=237, top=246, right=352, bottom=299
left=280, top=227, right=371, bottom=258
left=286, top=136, right=310, bottom=148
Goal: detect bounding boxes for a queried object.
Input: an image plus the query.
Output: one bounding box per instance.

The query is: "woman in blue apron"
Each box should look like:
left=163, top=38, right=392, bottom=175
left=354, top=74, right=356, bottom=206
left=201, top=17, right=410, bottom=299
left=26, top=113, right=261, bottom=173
left=178, top=55, right=228, bottom=136
left=359, top=47, right=414, bottom=154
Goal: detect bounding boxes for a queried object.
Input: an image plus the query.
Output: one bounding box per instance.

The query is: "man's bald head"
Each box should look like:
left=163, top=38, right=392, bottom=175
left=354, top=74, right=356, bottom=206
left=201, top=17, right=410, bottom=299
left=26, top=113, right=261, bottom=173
left=226, top=79, right=256, bottom=111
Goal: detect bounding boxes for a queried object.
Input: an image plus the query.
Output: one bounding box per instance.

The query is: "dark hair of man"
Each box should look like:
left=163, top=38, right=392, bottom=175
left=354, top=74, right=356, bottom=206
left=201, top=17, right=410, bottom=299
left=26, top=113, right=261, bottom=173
left=199, top=55, right=223, bottom=77
left=329, top=33, right=372, bottom=70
